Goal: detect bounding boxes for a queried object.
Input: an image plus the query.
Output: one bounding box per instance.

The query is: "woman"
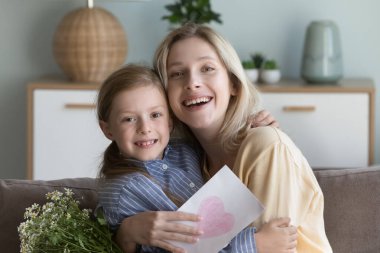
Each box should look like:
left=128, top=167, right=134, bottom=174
left=116, top=23, right=332, bottom=253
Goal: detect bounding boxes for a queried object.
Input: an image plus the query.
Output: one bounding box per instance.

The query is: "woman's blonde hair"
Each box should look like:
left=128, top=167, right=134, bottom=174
left=154, top=23, right=261, bottom=153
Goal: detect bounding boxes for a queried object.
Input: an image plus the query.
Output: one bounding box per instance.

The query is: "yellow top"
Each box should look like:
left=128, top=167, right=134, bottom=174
left=204, top=126, right=332, bottom=253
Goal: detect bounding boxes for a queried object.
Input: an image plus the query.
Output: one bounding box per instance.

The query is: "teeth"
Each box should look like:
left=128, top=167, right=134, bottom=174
left=184, top=97, right=211, bottom=106
left=136, top=140, right=156, bottom=147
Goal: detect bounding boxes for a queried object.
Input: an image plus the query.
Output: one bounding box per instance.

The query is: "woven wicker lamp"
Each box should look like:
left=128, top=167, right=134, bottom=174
left=53, top=0, right=128, bottom=83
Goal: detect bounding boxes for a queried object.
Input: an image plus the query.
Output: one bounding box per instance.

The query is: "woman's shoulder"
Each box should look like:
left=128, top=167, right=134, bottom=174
left=241, top=126, right=308, bottom=167
left=245, top=126, right=286, bottom=143
left=242, top=126, right=296, bottom=153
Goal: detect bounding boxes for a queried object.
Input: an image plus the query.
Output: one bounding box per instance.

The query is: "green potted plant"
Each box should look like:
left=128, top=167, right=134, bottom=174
left=260, top=59, right=281, bottom=84
left=242, top=60, right=258, bottom=83
left=251, top=52, right=265, bottom=70
left=162, top=0, right=222, bottom=26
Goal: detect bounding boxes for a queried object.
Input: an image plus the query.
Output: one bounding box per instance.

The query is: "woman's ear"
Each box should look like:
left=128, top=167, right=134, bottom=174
left=230, top=81, right=238, bottom=96
left=99, top=121, right=113, bottom=140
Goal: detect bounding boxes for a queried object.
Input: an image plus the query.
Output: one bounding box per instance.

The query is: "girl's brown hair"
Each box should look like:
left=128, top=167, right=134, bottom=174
left=97, top=64, right=165, bottom=179
left=96, top=64, right=183, bottom=206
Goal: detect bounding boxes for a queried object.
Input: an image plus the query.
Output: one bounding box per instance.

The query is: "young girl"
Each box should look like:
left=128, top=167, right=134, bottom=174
left=97, top=64, right=297, bottom=253
left=116, top=23, right=332, bottom=253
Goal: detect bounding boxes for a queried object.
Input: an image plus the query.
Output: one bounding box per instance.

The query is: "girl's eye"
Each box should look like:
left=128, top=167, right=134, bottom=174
left=122, top=117, right=136, bottom=123
left=151, top=112, right=162, bottom=119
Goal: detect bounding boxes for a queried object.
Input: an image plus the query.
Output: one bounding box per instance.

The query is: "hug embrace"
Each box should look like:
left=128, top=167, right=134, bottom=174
left=96, top=23, right=332, bottom=253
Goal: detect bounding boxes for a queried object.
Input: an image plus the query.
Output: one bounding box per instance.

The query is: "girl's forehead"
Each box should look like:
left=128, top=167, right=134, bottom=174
left=111, top=85, right=168, bottom=112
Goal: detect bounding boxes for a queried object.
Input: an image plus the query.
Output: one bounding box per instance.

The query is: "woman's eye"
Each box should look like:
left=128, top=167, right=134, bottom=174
left=202, top=66, right=214, bottom=72
left=151, top=112, right=162, bottom=119
left=169, top=71, right=184, bottom=79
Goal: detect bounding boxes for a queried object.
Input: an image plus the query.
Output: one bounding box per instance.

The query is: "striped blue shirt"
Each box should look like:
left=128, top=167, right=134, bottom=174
left=98, top=140, right=257, bottom=253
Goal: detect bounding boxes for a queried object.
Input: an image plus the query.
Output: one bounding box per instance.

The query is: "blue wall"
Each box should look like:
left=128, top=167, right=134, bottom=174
left=0, top=0, right=378, bottom=178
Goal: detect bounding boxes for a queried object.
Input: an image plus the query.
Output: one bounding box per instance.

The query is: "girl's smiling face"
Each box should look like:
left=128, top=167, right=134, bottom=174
left=166, top=37, right=236, bottom=134
left=100, top=85, right=172, bottom=161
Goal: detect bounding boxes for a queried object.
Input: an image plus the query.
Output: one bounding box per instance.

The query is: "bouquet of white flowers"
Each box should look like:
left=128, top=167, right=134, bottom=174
left=18, top=188, right=122, bottom=253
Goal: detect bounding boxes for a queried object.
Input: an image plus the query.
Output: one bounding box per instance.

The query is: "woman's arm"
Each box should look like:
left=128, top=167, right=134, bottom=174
left=116, top=211, right=202, bottom=253
left=226, top=218, right=297, bottom=253
left=234, top=127, right=332, bottom=252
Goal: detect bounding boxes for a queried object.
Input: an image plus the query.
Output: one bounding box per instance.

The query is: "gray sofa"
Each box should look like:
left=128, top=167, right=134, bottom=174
left=1, top=166, right=380, bottom=253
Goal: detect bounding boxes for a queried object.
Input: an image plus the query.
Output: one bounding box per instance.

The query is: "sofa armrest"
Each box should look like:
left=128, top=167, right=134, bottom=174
left=314, top=166, right=380, bottom=253
left=0, top=178, right=98, bottom=253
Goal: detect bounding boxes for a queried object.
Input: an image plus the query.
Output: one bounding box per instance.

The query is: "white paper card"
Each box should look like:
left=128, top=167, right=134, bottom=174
left=170, top=165, right=264, bottom=253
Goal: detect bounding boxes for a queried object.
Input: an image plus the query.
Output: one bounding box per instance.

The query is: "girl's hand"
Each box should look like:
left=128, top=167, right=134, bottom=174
left=255, top=217, right=298, bottom=253
left=250, top=110, right=279, bottom=128
left=116, top=211, right=202, bottom=253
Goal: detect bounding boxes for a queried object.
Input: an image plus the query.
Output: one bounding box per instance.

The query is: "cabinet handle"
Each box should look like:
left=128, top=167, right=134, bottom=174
left=65, top=103, right=96, bottom=109
left=282, top=106, right=316, bottom=112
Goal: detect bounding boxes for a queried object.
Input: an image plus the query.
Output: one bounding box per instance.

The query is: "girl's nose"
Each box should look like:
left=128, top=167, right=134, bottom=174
left=137, top=120, right=151, bottom=134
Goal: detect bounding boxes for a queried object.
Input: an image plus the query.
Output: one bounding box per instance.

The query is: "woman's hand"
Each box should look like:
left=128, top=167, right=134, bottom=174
left=116, top=211, right=203, bottom=253
left=250, top=110, right=279, bottom=128
left=255, top=217, right=298, bottom=253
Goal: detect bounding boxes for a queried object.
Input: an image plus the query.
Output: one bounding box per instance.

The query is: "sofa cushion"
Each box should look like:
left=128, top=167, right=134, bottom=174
left=314, top=166, right=380, bottom=253
left=0, top=178, right=98, bottom=253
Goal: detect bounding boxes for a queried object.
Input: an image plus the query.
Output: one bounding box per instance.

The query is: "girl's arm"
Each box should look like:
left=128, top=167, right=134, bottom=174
left=116, top=211, right=202, bottom=253
left=100, top=175, right=202, bottom=253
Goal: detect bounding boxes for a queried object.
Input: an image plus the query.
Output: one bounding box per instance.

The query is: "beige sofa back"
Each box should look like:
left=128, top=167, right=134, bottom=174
left=314, top=166, right=380, bottom=253
left=1, top=166, right=380, bottom=253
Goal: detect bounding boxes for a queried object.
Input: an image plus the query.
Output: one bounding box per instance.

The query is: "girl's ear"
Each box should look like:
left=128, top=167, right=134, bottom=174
left=99, top=121, right=114, bottom=140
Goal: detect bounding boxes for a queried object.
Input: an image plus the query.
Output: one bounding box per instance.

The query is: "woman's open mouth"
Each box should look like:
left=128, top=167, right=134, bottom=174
left=182, top=96, right=212, bottom=107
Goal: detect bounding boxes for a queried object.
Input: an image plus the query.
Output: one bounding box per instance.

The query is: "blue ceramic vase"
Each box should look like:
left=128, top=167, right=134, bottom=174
left=301, top=20, right=343, bottom=83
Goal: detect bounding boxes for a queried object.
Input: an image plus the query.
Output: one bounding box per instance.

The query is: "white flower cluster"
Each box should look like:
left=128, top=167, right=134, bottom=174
left=18, top=188, right=122, bottom=253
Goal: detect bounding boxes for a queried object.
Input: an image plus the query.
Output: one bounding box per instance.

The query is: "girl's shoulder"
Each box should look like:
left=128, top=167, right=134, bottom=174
left=169, top=138, right=202, bottom=155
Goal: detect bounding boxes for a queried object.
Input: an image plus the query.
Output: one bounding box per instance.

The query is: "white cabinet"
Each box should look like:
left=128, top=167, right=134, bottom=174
left=258, top=79, right=375, bottom=169
left=27, top=82, right=110, bottom=180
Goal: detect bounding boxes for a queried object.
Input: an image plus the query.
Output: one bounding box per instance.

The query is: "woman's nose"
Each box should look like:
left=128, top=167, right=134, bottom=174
left=185, top=72, right=201, bottom=90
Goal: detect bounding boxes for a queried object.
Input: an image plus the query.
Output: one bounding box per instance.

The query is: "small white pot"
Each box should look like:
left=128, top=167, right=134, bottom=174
left=244, top=69, right=259, bottom=83
left=260, top=69, right=281, bottom=84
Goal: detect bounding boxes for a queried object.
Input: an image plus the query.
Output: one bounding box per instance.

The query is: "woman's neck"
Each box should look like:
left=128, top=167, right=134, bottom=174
left=192, top=128, right=235, bottom=176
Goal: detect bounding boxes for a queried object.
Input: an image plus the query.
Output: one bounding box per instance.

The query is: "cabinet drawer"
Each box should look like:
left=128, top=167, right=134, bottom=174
left=261, top=93, right=369, bottom=168
left=32, top=89, right=110, bottom=180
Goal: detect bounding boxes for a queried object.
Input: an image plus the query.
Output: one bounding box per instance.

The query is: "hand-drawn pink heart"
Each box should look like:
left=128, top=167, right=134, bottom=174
left=197, top=196, right=235, bottom=238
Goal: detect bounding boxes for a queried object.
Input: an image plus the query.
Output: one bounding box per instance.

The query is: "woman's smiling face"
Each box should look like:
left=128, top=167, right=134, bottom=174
left=166, top=37, right=236, bottom=133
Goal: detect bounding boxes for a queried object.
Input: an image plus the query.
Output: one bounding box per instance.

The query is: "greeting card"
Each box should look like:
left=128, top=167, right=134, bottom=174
left=170, top=165, right=264, bottom=253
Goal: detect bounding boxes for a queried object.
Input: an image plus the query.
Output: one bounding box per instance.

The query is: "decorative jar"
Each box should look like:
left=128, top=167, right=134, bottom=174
left=301, top=20, right=343, bottom=83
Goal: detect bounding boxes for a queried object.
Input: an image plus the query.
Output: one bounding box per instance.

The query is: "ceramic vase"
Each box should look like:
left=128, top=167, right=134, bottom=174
left=301, top=20, right=343, bottom=83
left=244, top=69, right=259, bottom=83
left=261, top=69, right=281, bottom=84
